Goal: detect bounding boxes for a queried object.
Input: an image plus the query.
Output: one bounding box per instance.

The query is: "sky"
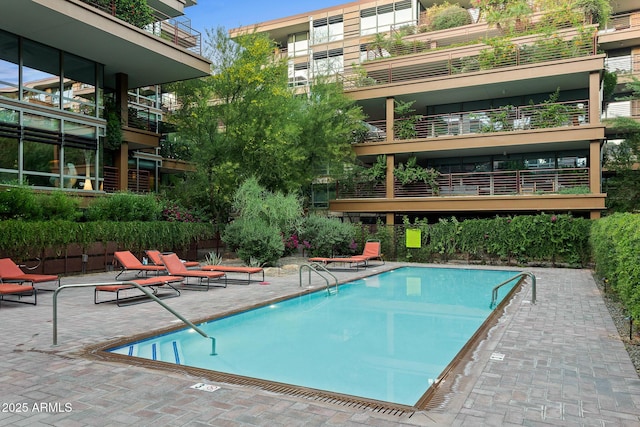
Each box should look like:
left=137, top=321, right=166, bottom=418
left=187, top=0, right=350, bottom=34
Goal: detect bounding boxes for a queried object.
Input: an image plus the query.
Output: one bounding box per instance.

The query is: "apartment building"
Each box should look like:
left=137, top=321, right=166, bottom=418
left=0, top=0, right=211, bottom=195
left=231, top=0, right=640, bottom=225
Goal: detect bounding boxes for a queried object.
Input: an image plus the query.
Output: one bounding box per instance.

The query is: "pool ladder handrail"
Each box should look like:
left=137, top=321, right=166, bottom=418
left=490, top=271, right=536, bottom=309
left=52, top=282, right=218, bottom=355
left=299, top=262, right=339, bottom=295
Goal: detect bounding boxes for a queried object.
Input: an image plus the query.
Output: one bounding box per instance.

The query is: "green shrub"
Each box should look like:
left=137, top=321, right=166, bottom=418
left=38, top=190, right=82, bottom=221
left=0, top=186, right=43, bottom=220
left=85, top=192, right=161, bottom=221
left=591, top=213, right=640, bottom=320
left=430, top=5, right=472, bottom=31
left=221, top=218, right=284, bottom=266
left=299, top=215, right=356, bottom=257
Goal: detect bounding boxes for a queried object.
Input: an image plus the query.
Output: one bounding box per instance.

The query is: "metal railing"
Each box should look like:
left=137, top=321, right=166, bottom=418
left=299, top=263, right=339, bottom=295
left=337, top=167, right=590, bottom=199
left=52, top=282, right=216, bottom=355
left=490, top=272, right=536, bottom=308
left=360, top=100, right=589, bottom=143
left=345, top=29, right=596, bottom=89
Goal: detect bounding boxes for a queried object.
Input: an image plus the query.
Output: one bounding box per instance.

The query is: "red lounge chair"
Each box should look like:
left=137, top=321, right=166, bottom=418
left=145, top=250, right=199, bottom=268
left=308, top=240, right=384, bottom=270
left=161, top=253, right=227, bottom=290
left=0, top=258, right=60, bottom=290
left=113, top=251, right=165, bottom=279
left=94, top=275, right=183, bottom=306
left=200, top=265, right=264, bottom=285
left=0, top=283, right=37, bottom=307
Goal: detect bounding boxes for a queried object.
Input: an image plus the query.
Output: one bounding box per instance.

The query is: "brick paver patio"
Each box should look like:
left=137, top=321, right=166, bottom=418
left=1, top=263, right=639, bottom=426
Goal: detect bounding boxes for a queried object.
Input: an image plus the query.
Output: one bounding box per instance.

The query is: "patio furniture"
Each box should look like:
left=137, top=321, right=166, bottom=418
left=94, top=275, right=183, bottom=306
left=161, top=253, right=227, bottom=290
left=0, top=258, right=60, bottom=290
left=113, top=251, right=165, bottom=279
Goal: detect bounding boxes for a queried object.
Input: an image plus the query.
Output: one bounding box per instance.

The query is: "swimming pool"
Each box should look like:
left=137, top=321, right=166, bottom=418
left=106, top=266, right=522, bottom=407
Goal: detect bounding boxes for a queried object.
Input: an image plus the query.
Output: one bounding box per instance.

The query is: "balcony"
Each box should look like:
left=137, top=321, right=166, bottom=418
left=347, top=27, right=597, bottom=89
left=81, top=0, right=202, bottom=54
left=336, top=168, right=591, bottom=200
left=360, top=100, right=590, bottom=143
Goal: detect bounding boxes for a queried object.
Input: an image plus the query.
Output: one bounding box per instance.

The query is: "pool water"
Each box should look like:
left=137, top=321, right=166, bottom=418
left=109, top=266, right=520, bottom=406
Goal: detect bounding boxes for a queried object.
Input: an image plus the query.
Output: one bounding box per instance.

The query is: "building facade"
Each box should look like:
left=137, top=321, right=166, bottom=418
left=0, top=0, right=210, bottom=195
left=232, top=0, right=640, bottom=225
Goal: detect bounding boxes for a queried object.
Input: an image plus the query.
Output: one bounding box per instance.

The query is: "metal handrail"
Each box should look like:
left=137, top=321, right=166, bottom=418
left=299, top=263, right=339, bottom=295
left=490, top=272, right=536, bottom=309
left=52, top=282, right=217, bottom=354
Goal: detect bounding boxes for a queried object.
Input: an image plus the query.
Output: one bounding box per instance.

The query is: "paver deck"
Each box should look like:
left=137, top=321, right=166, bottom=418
left=1, top=263, right=639, bottom=426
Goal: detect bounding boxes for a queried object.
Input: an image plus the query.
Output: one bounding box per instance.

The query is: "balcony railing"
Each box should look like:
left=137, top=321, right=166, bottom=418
left=81, top=0, right=202, bottom=55
left=361, top=100, right=589, bottom=143
left=605, top=54, right=640, bottom=75
left=346, top=28, right=596, bottom=88
left=336, top=168, right=590, bottom=199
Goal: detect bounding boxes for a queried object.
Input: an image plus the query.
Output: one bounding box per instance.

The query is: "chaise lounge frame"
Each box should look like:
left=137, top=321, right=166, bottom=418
left=0, top=283, right=37, bottom=307
left=113, top=251, right=165, bottom=280
left=200, top=265, right=264, bottom=285
left=94, top=275, right=183, bottom=306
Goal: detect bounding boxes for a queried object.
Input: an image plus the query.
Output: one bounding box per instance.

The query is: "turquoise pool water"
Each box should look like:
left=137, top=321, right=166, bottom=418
left=108, top=266, right=520, bottom=406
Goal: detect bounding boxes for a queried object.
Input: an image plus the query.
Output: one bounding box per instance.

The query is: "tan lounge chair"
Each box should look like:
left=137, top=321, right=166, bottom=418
left=94, top=275, right=183, bottom=306
left=145, top=250, right=199, bottom=268
left=113, top=251, right=165, bottom=279
left=161, top=253, right=227, bottom=290
left=0, top=258, right=60, bottom=290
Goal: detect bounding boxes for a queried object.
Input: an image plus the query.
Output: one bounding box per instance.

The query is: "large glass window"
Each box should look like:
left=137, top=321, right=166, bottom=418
left=0, top=136, right=19, bottom=184
left=312, top=15, right=344, bottom=45
left=313, top=49, right=343, bottom=76
left=63, top=53, right=97, bottom=117
left=360, top=1, right=416, bottom=36
left=0, top=30, right=19, bottom=100
left=23, top=40, right=61, bottom=108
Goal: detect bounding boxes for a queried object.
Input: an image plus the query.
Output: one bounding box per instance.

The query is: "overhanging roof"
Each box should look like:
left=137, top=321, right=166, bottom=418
left=1, top=0, right=211, bottom=90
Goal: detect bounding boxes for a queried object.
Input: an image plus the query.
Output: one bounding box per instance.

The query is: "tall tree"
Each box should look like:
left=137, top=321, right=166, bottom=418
left=166, top=29, right=363, bottom=223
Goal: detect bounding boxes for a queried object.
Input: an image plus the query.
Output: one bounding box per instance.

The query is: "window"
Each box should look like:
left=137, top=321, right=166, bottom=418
left=313, top=49, right=343, bottom=77
left=288, top=61, right=309, bottom=86
left=287, top=32, right=309, bottom=57
left=312, top=15, right=344, bottom=44
left=0, top=30, right=19, bottom=100
left=360, top=1, right=416, bottom=36
left=63, top=53, right=97, bottom=117
left=22, top=40, right=61, bottom=109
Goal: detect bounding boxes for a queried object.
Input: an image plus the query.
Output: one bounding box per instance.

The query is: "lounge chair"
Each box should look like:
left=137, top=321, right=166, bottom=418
left=161, top=253, right=227, bottom=290
left=94, top=275, right=183, bottom=306
left=0, top=258, right=60, bottom=290
left=113, top=251, right=165, bottom=279
left=145, top=250, right=199, bottom=268
left=308, top=240, right=384, bottom=270
left=200, top=265, right=264, bottom=285
left=0, top=283, right=37, bottom=307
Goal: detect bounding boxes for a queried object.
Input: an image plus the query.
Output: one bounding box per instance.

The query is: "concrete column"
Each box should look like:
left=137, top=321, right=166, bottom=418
left=386, top=153, right=394, bottom=199
left=589, top=139, right=601, bottom=194
left=386, top=97, right=394, bottom=141
left=115, top=73, right=129, bottom=191
left=115, top=73, right=129, bottom=128
left=589, top=71, right=600, bottom=125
